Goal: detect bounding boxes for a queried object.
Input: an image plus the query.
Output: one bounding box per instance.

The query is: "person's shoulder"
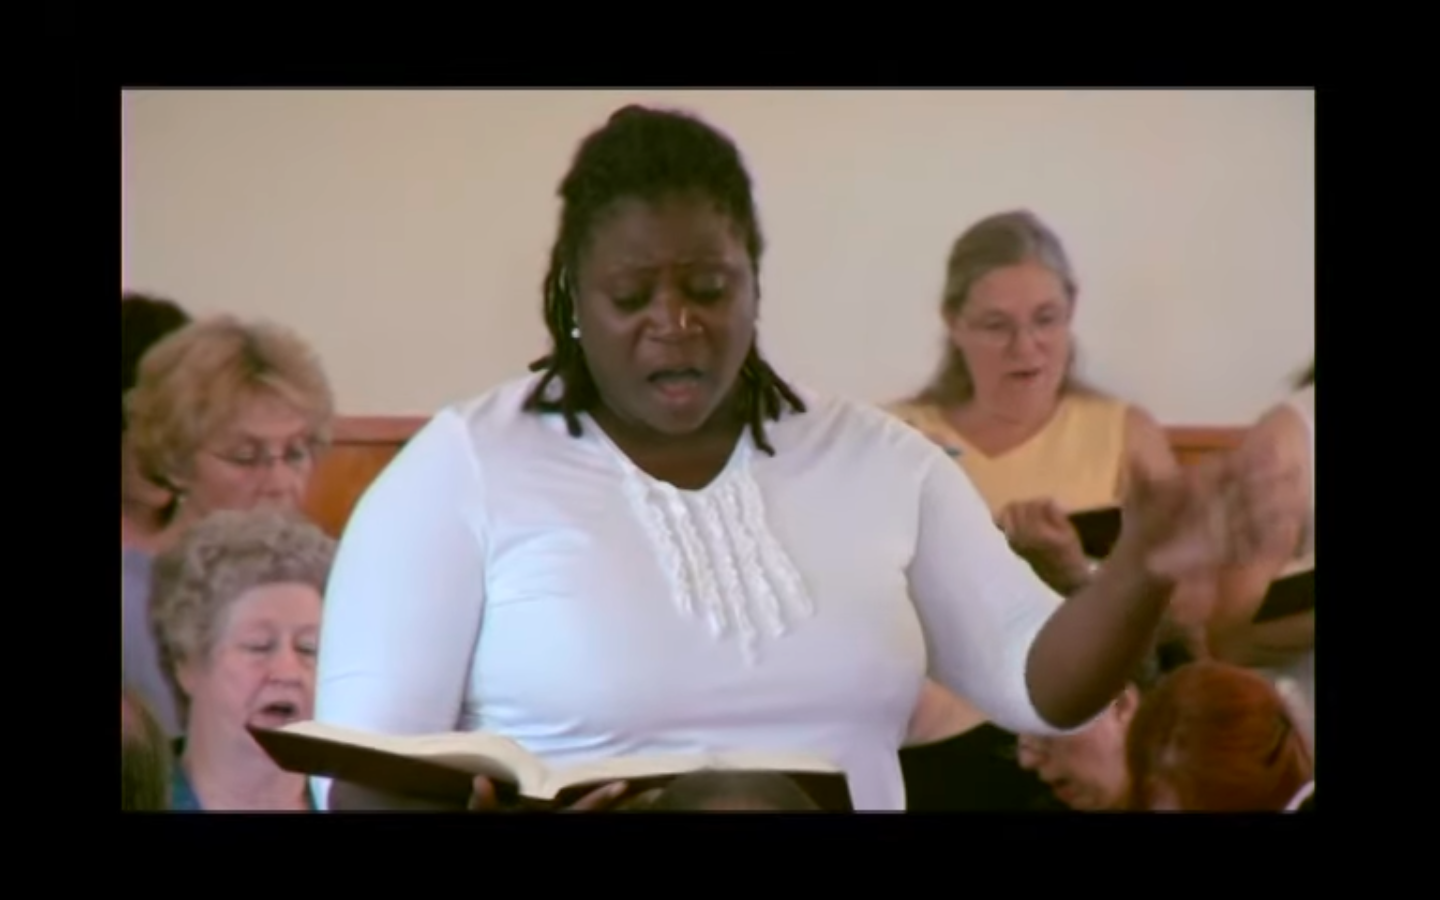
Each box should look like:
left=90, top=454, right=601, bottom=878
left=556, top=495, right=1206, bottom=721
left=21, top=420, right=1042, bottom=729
left=1114, top=401, right=1170, bottom=455
left=359, top=374, right=551, bottom=498
left=786, top=387, right=904, bottom=435
left=882, top=396, right=936, bottom=424
left=778, top=388, right=954, bottom=464
left=1062, top=386, right=1132, bottom=420
left=1061, top=389, right=1150, bottom=459
left=405, top=373, right=554, bottom=456
left=168, top=738, right=203, bottom=811
left=121, top=548, right=153, bottom=590
left=444, top=373, right=545, bottom=431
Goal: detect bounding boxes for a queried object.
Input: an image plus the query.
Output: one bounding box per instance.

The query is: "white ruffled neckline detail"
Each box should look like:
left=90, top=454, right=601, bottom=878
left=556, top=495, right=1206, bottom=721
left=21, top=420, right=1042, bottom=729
left=587, top=419, right=814, bottom=663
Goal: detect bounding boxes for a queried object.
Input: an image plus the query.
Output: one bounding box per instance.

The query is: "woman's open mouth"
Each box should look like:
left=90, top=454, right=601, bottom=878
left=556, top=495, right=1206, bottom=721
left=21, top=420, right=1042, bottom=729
left=251, top=701, right=302, bottom=727
left=648, top=368, right=705, bottom=407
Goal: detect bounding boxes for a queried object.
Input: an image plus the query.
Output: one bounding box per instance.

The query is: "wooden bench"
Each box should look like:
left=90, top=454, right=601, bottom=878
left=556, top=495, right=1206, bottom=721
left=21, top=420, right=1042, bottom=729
left=303, top=417, right=1246, bottom=538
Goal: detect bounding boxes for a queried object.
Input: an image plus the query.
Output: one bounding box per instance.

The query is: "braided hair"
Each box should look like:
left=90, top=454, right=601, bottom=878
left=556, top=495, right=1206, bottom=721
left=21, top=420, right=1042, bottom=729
left=522, top=105, right=805, bottom=455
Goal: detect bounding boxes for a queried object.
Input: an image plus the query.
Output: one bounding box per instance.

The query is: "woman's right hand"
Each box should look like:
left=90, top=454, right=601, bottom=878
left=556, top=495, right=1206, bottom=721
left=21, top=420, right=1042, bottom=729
left=996, top=499, right=1093, bottom=594
left=467, top=776, right=631, bottom=811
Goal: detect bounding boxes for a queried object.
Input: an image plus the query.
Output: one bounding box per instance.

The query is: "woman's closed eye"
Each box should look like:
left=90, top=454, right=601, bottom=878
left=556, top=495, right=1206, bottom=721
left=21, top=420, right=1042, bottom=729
left=613, top=292, right=649, bottom=311
left=242, top=640, right=318, bottom=658
left=217, top=443, right=314, bottom=469
left=685, top=275, right=728, bottom=303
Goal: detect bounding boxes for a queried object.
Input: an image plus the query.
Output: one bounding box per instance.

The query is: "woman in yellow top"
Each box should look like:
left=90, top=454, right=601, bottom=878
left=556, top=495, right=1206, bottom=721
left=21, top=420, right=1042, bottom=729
left=889, top=210, right=1182, bottom=810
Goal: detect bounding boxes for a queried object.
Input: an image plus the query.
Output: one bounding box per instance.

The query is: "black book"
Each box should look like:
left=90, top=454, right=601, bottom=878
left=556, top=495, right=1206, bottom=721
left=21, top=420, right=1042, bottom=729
left=1068, top=506, right=1122, bottom=560
left=1252, top=566, right=1315, bottom=624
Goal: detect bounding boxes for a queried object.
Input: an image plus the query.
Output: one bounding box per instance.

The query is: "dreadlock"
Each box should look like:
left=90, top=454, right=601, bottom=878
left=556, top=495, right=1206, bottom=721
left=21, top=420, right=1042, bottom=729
left=522, top=104, right=805, bottom=455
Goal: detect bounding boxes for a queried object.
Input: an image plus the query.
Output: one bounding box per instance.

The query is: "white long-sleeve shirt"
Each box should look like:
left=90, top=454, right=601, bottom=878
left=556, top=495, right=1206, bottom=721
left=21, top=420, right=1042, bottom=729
left=313, top=375, right=1075, bottom=810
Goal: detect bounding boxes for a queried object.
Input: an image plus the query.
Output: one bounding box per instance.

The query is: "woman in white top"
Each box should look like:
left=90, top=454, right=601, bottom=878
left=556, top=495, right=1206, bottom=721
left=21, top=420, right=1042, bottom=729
left=314, top=105, right=1307, bottom=811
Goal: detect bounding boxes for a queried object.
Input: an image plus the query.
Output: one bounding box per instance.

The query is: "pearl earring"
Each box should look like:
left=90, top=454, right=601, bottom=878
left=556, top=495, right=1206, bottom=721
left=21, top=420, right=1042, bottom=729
left=570, top=326, right=581, bottom=339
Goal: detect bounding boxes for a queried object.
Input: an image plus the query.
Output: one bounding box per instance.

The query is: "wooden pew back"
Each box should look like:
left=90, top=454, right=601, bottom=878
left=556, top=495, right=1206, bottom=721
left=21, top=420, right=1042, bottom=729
left=303, top=417, right=1245, bottom=539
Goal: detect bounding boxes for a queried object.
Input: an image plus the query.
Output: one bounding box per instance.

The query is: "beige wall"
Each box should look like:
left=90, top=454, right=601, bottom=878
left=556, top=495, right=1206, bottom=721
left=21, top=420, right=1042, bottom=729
left=121, top=89, right=1313, bottom=424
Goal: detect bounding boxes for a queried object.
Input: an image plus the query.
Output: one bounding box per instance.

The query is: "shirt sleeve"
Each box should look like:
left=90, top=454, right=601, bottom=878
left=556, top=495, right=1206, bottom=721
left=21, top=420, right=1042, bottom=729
left=310, top=408, right=489, bottom=807
left=905, top=450, right=1076, bottom=736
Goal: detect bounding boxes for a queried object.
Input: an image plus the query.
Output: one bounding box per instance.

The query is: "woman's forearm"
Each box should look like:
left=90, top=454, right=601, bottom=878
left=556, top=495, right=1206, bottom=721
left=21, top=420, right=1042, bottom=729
left=1024, top=540, right=1173, bottom=728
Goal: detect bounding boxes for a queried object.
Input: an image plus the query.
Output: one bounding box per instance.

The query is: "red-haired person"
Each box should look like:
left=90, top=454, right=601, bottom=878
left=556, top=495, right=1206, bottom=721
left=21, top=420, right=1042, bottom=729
left=1125, top=661, right=1313, bottom=811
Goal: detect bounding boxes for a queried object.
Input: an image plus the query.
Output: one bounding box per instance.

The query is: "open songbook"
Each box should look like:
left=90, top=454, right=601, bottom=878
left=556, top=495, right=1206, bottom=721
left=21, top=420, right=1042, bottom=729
left=249, top=721, right=853, bottom=810
left=1253, top=561, right=1315, bottom=624
left=1068, top=506, right=1122, bottom=560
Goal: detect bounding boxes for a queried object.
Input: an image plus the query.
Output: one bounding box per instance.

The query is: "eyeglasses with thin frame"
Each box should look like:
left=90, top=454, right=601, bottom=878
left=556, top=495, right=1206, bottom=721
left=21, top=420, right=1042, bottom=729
left=960, top=307, right=1071, bottom=349
left=206, top=440, right=318, bottom=474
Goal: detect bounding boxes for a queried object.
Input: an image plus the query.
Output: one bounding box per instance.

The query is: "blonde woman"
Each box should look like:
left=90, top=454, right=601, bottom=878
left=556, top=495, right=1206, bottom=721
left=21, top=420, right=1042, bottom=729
left=121, top=316, right=335, bottom=736
left=890, top=211, right=1189, bottom=810
left=149, top=508, right=335, bottom=810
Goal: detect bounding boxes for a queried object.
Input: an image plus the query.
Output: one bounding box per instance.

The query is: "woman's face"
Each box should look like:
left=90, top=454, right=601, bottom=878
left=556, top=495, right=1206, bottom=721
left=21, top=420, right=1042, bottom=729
left=1017, top=686, right=1137, bottom=811
left=178, top=393, right=317, bottom=519
left=574, top=193, right=757, bottom=438
left=947, top=261, right=1073, bottom=413
left=178, top=582, right=321, bottom=741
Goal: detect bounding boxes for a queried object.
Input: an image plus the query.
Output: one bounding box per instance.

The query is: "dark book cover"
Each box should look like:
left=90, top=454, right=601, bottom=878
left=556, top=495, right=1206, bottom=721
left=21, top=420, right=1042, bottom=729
left=1068, top=506, right=1122, bottom=560
left=1252, top=567, right=1314, bottom=624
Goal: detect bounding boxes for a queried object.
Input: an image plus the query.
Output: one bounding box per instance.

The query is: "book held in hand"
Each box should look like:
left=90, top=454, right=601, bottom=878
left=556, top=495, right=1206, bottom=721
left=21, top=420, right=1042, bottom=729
left=1253, top=563, right=1314, bottom=624
left=1068, top=505, right=1122, bottom=560
left=248, top=720, right=854, bottom=810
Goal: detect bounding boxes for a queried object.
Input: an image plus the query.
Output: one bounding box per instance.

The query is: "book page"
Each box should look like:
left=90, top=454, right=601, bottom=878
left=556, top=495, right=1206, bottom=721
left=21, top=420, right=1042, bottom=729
left=538, top=749, right=841, bottom=799
left=275, top=721, right=545, bottom=786
left=1278, top=556, right=1313, bottom=579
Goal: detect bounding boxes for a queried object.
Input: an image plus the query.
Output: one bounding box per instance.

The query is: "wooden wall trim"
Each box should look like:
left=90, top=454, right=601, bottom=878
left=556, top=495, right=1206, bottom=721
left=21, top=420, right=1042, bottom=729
left=1164, top=426, right=1246, bottom=454
left=306, top=415, right=1247, bottom=537
left=331, top=416, right=430, bottom=445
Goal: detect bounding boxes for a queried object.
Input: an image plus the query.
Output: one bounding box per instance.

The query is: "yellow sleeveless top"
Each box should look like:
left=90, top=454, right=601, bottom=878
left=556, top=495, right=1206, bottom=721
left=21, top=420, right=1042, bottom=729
left=888, top=392, right=1131, bottom=515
